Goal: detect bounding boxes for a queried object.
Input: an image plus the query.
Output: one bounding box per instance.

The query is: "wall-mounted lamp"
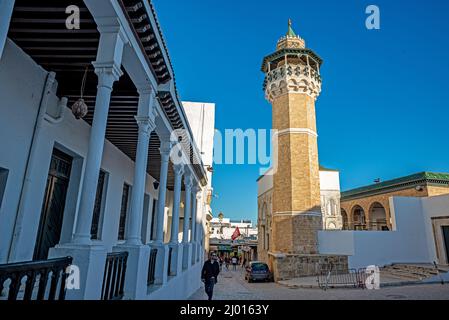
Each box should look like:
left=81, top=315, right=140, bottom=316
left=153, top=181, right=159, bottom=190
left=71, top=67, right=89, bottom=119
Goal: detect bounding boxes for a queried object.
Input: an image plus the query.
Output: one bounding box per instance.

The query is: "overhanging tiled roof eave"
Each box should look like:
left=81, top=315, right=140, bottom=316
left=157, top=90, right=208, bottom=185
left=261, top=48, right=323, bottom=72
left=341, top=179, right=427, bottom=201
left=341, top=174, right=449, bottom=201
left=121, top=0, right=172, bottom=84
left=121, top=0, right=207, bottom=185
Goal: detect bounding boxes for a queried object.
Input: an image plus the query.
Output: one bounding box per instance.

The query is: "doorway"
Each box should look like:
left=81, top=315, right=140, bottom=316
left=33, top=149, right=72, bottom=261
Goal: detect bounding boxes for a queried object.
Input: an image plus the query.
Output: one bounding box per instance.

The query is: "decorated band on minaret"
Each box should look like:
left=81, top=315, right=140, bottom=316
left=262, top=20, right=322, bottom=103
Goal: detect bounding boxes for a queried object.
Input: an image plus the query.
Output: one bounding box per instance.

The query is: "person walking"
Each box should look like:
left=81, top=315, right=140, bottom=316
left=231, top=255, right=238, bottom=271
left=201, top=252, right=220, bottom=300
left=219, top=256, right=223, bottom=271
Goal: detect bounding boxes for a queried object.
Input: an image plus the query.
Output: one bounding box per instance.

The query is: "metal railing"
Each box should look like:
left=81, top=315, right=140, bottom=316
left=345, top=221, right=389, bottom=231
left=101, top=251, right=128, bottom=300
left=353, top=223, right=367, bottom=231
left=317, top=268, right=359, bottom=290
left=317, top=266, right=370, bottom=290
left=367, top=220, right=389, bottom=231
left=0, top=256, right=72, bottom=300
left=433, top=261, right=446, bottom=285
left=147, top=248, right=157, bottom=285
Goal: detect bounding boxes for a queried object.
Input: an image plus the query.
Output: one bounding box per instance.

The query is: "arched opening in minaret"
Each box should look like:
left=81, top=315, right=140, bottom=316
left=352, top=205, right=367, bottom=230
left=368, top=202, right=389, bottom=231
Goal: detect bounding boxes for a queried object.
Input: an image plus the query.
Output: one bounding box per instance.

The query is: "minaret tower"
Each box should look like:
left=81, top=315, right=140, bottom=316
left=261, top=20, right=347, bottom=280
left=262, top=20, right=323, bottom=259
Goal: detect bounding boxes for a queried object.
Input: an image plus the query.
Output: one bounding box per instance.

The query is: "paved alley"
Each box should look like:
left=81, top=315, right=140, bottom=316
left=189, top=266, right=449, bottom=300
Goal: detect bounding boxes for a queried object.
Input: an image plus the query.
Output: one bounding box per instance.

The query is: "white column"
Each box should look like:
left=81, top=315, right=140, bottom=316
left=190, top=186, right=199, bottom=244
left=190, top=186, right=199, bottom=264
left=0, top=0, right=15, bottom=60
left=169, top=164, right=184, bottom=244
left=115, top=94, right=156, bottom=298
left=196, top=221, right=202, bottom=262
left=125, top=89, right=157, bottom=245
left=154, top=141, right=172, bottom=244
left=168, top=163, right=184, bottom=276
left=49, top=24, right=127, bottom=300
left=182, top=174, right=193, bottom=243
left=198, top=226, right=204, bottom=262
left=72, top=30, right=125, bottom=245
left=181, top=173, right=193, bottom=270
left=150, top=139, right=173, bottom=284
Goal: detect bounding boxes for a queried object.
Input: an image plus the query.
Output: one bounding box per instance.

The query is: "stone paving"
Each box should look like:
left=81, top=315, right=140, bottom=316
left=189, top=266, right=449, bottom=300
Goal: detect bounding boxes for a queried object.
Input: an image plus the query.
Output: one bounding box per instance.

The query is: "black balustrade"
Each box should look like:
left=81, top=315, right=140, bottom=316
left=0, top=256, right=72, bottom=300
left=147, top=248, right=157, bottom=285
left=101, top=251, right=128, bottom=300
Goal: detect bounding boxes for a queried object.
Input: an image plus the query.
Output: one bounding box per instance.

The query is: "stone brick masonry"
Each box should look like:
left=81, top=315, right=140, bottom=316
left=269, top=253, right=349, bottom=281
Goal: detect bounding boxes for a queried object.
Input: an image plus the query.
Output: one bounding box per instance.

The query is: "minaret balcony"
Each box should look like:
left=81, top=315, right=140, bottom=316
left=264, top=63, right=322, bottom=102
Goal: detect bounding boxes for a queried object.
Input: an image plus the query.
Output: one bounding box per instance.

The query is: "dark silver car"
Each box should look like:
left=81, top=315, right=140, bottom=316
left=245, top=261, right=273, bottom=283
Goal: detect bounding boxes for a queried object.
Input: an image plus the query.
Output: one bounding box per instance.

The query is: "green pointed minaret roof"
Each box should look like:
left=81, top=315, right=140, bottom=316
left=287, top=19, right=296, bottom=37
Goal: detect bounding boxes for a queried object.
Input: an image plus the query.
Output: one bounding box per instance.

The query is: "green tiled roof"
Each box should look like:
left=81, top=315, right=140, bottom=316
left=341, top=172, right=449, bottom=200
left=287, top=19, right=296, bottom=37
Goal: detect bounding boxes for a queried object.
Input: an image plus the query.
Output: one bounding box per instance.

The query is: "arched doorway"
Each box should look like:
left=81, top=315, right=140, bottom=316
left=369, top=202, right=389, bottom=231
left=352, top=205, right=366, bottom=230
left=341, top=209, right=349, bottom=230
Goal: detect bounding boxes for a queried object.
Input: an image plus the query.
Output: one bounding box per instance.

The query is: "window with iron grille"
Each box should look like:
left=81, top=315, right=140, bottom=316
left=91, top=170, right=106, bottom=240
left=118, top=183, right=130, bottom=240
left=150, top=199, right=157, bottom=240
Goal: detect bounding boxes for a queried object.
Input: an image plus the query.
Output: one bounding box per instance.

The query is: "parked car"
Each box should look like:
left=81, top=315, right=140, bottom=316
left=245, top=261, right=273, bottom=283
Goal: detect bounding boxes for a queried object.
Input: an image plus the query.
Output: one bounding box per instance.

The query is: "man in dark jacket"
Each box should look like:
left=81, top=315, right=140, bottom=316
left=201, top=252, right=220, bottom=300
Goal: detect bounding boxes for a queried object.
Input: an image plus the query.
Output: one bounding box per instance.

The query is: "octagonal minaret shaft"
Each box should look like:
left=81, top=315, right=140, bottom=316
left=262, top=20, right=323, bottom=254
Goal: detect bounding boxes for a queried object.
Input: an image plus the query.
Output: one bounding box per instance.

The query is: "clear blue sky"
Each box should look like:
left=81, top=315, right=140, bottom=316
left=153, top=0, right=449, bottom=223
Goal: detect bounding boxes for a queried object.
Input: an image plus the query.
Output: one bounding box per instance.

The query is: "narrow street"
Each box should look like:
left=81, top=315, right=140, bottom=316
left=189, top=266, right=449, bottom=300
